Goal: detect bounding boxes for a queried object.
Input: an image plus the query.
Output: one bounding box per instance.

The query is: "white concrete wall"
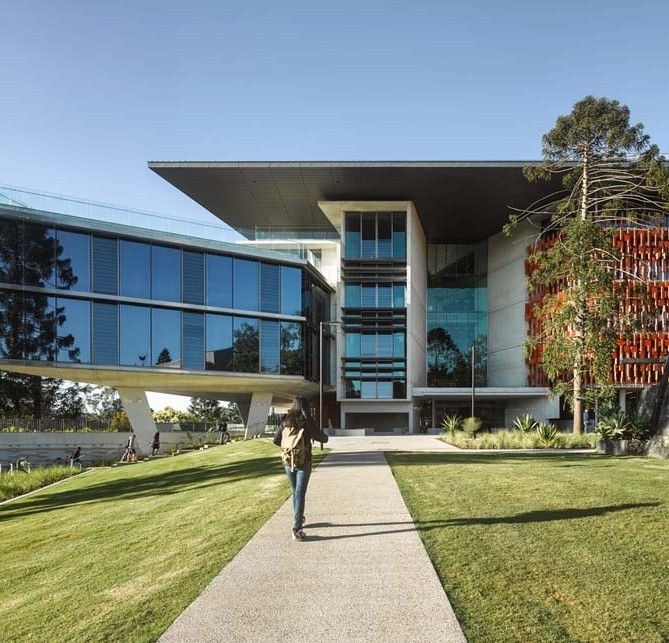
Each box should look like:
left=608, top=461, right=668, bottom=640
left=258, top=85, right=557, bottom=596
left=406, top=202, right=427, bottom=432
left=487, top=220, right=535, bottom=387
left=0, top=431, right=225, bottom=467
left=504, top=395, right=560, bottom=426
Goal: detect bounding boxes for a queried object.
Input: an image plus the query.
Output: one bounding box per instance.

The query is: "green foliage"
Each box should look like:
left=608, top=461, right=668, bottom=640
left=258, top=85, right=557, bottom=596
left=596, top=411, right=652, bottom=441
left=535, top=422, right=558, bottom=446
left=512, top=414, right=538, bottom=433
left=442, top=429, right=595, bottom=450
left=0, top=466, right=79, bottom=501
left=441, top=414, right=462, bottom=435
left=188, top=398, right=227, bottom=423
left=506, top=96, right=669, bottom=434
left=109, top=410, right=131, bottom=432
left=461, top=416, right=482, bottom=437
left=153, top=406, right=193, bottom=423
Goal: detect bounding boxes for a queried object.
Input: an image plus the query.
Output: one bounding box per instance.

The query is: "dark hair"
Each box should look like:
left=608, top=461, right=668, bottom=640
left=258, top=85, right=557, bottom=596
left=284, top=396, right=310, bottom=426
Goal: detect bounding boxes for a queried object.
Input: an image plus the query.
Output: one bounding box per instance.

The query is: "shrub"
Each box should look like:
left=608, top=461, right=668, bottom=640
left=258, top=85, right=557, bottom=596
left=461, top=416, right=482, bottom=437
left=536, top=422, right=557, bottom=446
left=441, top=414, right=462, bottom=435
left=596, top=412, right=630, bottom=440
left=512, top=414, right=538, bottom=433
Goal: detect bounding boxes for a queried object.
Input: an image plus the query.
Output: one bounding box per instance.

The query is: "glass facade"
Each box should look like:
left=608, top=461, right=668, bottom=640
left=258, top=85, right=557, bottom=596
left=426, top=242, right=488, bottom=387
left=0, top=215, right=321, bottom=379
left=342, top=211, right=407, bottom=399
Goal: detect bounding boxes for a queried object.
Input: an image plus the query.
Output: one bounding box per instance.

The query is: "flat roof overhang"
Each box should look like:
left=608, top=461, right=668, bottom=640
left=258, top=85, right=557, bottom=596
left=0, top=361, right=323, bottom=406
left=148, top=161, right=564, bottom=243
left=412, top=387, right=551, bottom=400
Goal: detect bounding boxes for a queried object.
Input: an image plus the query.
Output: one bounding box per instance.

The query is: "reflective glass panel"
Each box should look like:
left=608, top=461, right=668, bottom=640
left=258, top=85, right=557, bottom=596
left=377, top=381, right=393, bottom=399
left=362, top=285, right=375, bottom=307
left=57, top=230, right=90, bottom=291
left=377, top=214, right=392, bottom=258
left=280, top=321, right=302, bottom=375
left=0, top=219, right=21, bottom=284
left=361, top=217, right=376, bottom=258
left=261, top=319, right=280, bottom=373
left=24, top=223, right=56, bottom=287
left=233, top=316, right=259, bottom=372
left=378, top=284, right=392, bottom=307
left=393, top=284, right=405, bottom=308
left=345, top=378, right=361, bottom=398
left=345, top=284, right=361, bottom=308
left=361, top=381, right=376, bottom=398
left=206, top=254, right=233, bottom=308
left=120, top=305, right=150, bottom=366
left=344, top=213, right=361, bottom=258
left=152, top=308, right=181, bottom=368
left=206, top=313, right=233, bottom=371
left=152, top=246, right=181, bottom=303
left=233, top=259, right=259, bottom=312
left=361, top=334, right=375, bottom=357
left=19, top=292, right=56, bottom=361
left=280, top=266, right=302, bottom=316
left=378, top=333, right=392, bottom=358
left=56, top=297, right=90, bottom=363
left=393, top=332, right=405, bottom=358
left=183, top=311, right=204, bottom=370
left=120, top=241, right=150, bottom=299
left=392, top=213, right=406, bottom=259
left=346, top=332, right=360, bottom=358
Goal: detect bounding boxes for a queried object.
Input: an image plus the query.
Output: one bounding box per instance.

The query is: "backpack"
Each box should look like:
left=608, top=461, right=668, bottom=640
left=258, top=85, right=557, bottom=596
left=280, top=424, right=307, bottom=471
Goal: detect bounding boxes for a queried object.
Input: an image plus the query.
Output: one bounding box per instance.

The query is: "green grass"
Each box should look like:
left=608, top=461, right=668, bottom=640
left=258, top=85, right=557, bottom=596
left=388, top=452, right=669, bottom=643
left=0, top=466, right=82, bottom=501
left=0, top=441, right=321, bottom=642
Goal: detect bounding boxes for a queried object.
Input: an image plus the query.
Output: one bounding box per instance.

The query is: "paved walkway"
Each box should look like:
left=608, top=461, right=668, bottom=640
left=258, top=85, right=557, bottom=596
left=160, top=436, right=466, bottom=642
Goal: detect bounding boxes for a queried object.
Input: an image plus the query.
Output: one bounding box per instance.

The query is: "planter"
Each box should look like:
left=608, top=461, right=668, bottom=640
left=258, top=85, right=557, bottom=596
left=596, top=438, right=647, bottom=456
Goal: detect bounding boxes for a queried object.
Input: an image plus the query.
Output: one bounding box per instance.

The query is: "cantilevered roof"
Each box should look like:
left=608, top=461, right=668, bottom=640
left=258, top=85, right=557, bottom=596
left=148, top=161, right=564, bottom=243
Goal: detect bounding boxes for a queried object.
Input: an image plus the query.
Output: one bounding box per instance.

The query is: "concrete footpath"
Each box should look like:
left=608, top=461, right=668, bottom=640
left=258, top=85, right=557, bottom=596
left=160, top=436, right=466, bottom=643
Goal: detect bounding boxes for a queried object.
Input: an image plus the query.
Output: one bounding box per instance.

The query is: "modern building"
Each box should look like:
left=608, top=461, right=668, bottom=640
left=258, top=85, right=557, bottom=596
left=1, top=162, right=665, bottom=445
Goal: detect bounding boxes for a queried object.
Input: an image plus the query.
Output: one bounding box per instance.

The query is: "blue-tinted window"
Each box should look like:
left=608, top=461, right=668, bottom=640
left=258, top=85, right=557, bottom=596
left=345, top=284, right=361, bottom=308
left=152, top=246, right=181, bottom=303
left=119, top=305, right=150, bottom=366
left=362, top=285, right=375, bottom=307
left=152, top=308, right=181, bottom=368
left=0, top=220, right=21, bottom=284
left=346, top=333, right=361, bottom=358
left=361, top=217, right=376, bottom=258
left=361, top=381, right=376, bottom=399
left=92, top=302, right=118, bottom=365
left=206, top=313, right=233, bottom=371
left=120, top=241, right=150, bottom=299
left=92, top=236, right=118, bottom=295
left=377, top=381, right=393, bottom=399
left=280, top=321, right=302, bottom=375
left=345, top=379, right=361, bottom=398
left=57, top=230, right=90, bottom=291
left=233, top=316, right=259, bottom=372
left=234, top=259, right=259, bottom=311
left=393, top=213, right=406, bottom=259
left=344, top=213, right=361, bottom=258
left=206, top=254, right=233, bottom=308
left=361, top=334, right=375, bottom=357
left=378, top=284, right=392, bottom=307
left=378, top=214, right=392, bottom=258
left=24, top=224, right=56, bottom=288
left=261, top=263, right=280, bottom=313
left=280, top=266, right=302, bottom=316
left=56, top=297, right=90, bottom=363
left=394, top=332, right=405, bottom=358
left=378, top=333, right=392, bottom=358
left=183, top=251, right=204, bottom=305
left=183, top=311, right=204, bottom=370
left=22, top=292, right=56, bottom=360
left=393, top=284, right=405, bottom=308
left=261, top=319, right=280, bottom=373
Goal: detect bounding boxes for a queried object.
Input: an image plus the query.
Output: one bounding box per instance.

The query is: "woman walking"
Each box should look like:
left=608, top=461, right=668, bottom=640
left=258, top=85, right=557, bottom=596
left=273, top=397, right=328, bottom=541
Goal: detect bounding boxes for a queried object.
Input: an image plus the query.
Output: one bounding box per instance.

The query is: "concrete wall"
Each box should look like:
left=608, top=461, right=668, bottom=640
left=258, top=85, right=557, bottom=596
left=0, top=431, right=226, bottom=468
left=504, top=395, right=561, bottom=426
left=407, top=202, right=427, bottom=432
left=487, top=220, right=534, bottom=387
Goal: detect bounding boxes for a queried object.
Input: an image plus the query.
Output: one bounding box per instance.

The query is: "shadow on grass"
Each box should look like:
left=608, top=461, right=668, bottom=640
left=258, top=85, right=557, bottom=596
left=304, top=501, right=661, bottom=541
left=0, top=454, right=283, bottom=522
left=387, top=451, right=607, bottom=467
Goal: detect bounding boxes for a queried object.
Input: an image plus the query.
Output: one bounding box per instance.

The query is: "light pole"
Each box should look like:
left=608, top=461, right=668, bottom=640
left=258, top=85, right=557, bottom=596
left=319, top=321, right=341, bottom=435
left=470, top=344, right=476, bottom=418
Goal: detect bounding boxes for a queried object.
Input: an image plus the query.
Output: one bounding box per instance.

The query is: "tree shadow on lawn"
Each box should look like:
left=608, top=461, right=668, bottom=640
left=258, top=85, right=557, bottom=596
left=0, top=455, right=283, bottom=522
left=388, top=451, right=607, bottom=467
left=305, top=501, right=661, bottom=540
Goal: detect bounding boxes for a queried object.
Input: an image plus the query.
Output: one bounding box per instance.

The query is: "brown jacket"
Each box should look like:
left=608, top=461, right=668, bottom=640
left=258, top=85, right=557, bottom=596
left=273, top=414, right=329, bottom=466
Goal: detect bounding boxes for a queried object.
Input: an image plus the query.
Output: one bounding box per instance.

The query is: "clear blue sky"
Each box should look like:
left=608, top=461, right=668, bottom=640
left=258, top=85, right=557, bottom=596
left=1, top=0, right=668, bottom=228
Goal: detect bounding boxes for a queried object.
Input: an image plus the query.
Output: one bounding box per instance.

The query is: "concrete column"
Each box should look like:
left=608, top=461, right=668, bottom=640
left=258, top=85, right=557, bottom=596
left=117, top=388, right=158, bottom=456
left=618, top=389, right=626, bottom=413
left=239, top=392, right=273, bottom=439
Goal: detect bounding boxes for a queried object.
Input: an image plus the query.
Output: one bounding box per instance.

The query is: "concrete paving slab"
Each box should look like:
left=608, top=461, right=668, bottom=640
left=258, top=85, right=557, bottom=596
left=159, top=446, right=466, bottom=643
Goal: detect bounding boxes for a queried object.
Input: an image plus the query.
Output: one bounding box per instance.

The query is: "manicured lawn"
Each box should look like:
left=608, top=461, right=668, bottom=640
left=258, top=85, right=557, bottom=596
left=0, top=441, right=321, bottom=642
left=0, top=466, right=82, bottom=501
left=388, top=452, right=669, bottom=643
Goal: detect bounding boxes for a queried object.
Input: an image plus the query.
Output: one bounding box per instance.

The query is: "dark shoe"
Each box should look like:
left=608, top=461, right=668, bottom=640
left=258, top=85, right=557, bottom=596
left=292, top=528, right=307, bottom=541
left=299, top=515, right=306, bottom=528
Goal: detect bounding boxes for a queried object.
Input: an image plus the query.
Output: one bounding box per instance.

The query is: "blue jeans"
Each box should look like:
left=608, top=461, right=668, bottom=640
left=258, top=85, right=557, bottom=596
left=284, top=463, right=312, bottom=529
